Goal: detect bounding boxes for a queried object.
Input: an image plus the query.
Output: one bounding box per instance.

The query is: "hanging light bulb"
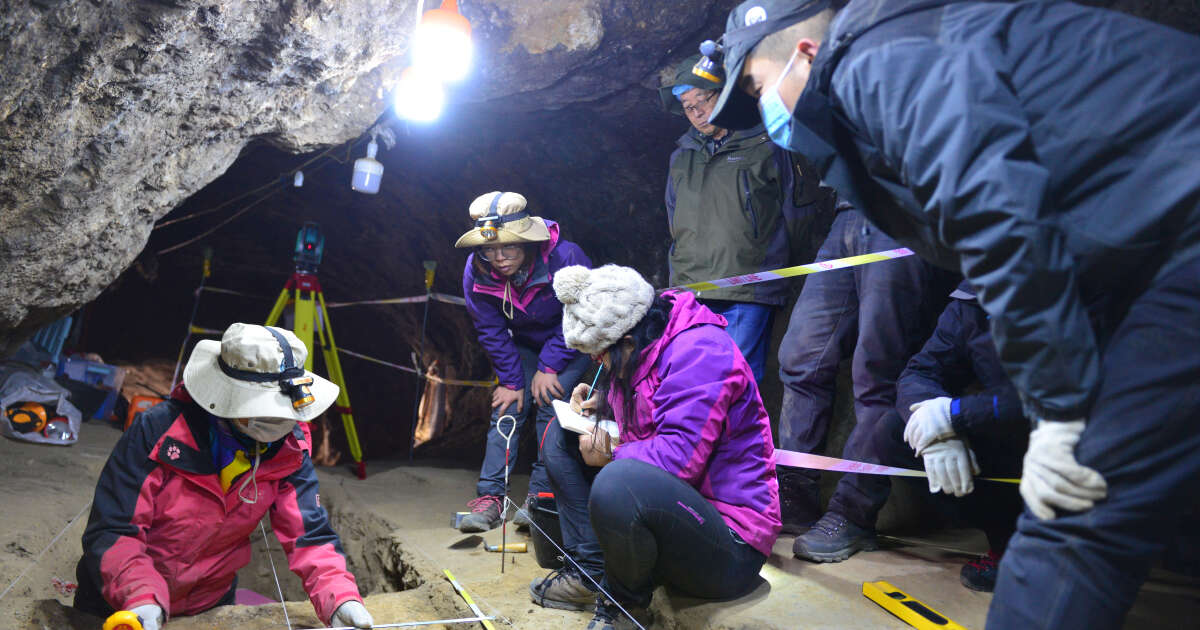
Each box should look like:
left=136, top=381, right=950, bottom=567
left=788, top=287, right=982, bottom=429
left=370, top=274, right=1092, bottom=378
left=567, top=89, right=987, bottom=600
left=351, top=140, right=383, bottom=194
left=413, top=0, right=473, bottom=82
left=394, top=67, right=446, bottom=122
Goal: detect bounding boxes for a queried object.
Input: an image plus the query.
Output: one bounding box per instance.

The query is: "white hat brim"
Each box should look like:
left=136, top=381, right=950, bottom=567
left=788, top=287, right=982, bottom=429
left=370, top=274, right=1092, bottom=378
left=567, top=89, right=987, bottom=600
left=182, top=339, right=339, bottom=422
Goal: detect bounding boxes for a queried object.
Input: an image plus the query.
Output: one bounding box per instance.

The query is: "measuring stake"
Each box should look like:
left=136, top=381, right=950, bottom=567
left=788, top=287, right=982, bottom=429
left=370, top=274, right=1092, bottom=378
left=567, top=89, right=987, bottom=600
left=495, top=414, right=517, bottom=574
left=862, top=580, right=970, bottom=630
left=443, top=570, right=497, bottom=630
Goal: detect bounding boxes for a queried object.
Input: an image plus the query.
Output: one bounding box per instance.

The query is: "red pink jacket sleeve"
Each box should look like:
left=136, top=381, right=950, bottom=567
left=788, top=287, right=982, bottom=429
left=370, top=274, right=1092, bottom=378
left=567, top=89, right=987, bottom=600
left=79, top=411, right=173, bottom=613
left=270, top=451, right=362, bottom=625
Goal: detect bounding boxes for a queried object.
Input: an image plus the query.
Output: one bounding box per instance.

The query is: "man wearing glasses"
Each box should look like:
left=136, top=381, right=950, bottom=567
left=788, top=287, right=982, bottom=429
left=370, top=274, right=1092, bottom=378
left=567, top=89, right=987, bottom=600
left=660, top=53, right=826, bottom=383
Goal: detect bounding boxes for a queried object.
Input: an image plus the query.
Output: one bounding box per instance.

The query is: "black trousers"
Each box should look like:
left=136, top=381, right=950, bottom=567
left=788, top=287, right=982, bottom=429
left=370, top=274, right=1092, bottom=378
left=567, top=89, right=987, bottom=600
left=588, top=459, right=766, bottom=608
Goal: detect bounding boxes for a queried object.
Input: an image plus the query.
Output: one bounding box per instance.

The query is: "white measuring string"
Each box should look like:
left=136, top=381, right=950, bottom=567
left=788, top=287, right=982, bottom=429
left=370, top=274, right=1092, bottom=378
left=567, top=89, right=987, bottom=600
left=505, top=496, right=647, bottom=630
left=0, top=499, right=93, bottom=603
left=259, top=520, right=293, bottom=630
left=295, top=615, right=496, bottom=630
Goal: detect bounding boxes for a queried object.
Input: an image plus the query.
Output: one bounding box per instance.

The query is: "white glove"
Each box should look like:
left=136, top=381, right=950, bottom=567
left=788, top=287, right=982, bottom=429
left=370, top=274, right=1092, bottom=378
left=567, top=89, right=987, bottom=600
left=921, top=438, right=980, bottom=497
left=131, top=603, right=164, bottom=630
left=330, top=599, right=374, bottom=629
left=1020, top=419, right=1107, bottom=520
left=904, top=397, right=955, bottom=456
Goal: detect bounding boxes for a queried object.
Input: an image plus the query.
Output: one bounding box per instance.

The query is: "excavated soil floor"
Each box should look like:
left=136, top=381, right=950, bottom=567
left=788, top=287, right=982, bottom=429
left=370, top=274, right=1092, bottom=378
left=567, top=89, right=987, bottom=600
left=2, top=421, right=1198, bottom=629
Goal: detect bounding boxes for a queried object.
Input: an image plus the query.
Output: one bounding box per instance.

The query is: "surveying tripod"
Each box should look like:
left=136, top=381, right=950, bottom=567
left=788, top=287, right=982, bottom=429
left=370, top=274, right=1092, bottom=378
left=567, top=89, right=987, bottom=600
left=265, top=222, right=366, bottom=479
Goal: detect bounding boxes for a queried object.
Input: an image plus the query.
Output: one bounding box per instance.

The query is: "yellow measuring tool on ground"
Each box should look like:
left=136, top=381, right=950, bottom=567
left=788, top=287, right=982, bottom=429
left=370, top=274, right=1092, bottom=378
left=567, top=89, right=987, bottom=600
left=266, top=222, right=365, bottom=478
left=102, top=610, right=144, bottom=630
left=863, top=580, right=971, bottom=630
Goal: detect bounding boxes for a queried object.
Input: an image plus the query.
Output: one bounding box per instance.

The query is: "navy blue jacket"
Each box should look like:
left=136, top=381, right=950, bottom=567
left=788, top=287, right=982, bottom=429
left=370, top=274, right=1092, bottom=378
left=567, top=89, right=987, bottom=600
left=897, top=285, right=1027, bottom=445
left=791, top=0, right=1200, bottom=421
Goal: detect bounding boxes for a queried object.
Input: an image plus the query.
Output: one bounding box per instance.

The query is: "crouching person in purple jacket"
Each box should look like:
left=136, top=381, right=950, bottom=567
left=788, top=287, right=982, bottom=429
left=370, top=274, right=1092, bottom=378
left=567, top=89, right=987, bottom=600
left=548, top=264, right=781, bottom=630
left=454, top=191, right=594, bottom=533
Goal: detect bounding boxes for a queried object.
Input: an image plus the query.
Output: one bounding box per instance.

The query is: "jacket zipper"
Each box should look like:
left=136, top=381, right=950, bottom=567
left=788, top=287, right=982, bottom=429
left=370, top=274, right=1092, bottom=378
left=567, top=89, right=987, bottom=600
left=740, top=170, right=759, bottom=239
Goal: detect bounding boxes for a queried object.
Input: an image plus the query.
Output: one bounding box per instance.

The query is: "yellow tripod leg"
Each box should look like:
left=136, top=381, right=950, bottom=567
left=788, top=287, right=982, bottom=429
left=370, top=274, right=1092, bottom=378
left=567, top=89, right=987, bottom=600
left=291, top=286, right=317, bottom=366
left=264, top=285, right=291, bottom=328
left=862, top=581, right=970, bottom=630
left=315, top=291, right=365, bottom=478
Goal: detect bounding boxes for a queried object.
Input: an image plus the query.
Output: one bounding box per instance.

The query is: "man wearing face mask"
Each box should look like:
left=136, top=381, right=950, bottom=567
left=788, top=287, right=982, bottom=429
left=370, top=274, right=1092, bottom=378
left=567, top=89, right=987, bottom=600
left=708, top=1, right=1200, bottom=628
left=693, top=7, right=951, bottom=562
left=74, top=323, right=374, bottom=630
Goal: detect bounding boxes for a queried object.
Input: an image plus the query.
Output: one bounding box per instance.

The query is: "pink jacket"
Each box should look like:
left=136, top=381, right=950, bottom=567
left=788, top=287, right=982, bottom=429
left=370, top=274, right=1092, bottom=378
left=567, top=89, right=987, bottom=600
left=78, top=393, right=360, bottom=623
left=611, top=291, right=781, bottom=556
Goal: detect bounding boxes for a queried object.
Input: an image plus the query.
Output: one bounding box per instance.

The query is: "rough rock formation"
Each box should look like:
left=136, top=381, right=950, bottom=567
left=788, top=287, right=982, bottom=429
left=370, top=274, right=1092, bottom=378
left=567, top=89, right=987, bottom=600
left=0, top=0, right=420, bottom=352
left=0, top=0, right=738, bottom=353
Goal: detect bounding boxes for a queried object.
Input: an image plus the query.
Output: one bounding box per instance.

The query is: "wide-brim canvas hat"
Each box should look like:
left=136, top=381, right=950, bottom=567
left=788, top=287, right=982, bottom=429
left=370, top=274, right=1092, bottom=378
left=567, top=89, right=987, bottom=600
left=183, top=323, right=338, bottom=422
left=454, top=191, right=551, bottom=249
left=658, top=54, right=725, bottom=116
left=709, top=0, right=835, bottom=131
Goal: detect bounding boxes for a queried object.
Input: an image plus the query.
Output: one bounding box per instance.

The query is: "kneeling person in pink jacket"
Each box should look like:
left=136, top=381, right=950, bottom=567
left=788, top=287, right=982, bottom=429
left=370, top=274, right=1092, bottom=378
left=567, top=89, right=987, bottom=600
left=551, top=265, right=782, bottom=630
left=74, top=323, right=373, bottom=630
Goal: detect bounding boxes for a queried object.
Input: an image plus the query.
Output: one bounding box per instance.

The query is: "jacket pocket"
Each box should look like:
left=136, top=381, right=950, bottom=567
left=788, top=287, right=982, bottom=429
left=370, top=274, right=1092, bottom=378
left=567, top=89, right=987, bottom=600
left=739, top=169, right=759, bottom=239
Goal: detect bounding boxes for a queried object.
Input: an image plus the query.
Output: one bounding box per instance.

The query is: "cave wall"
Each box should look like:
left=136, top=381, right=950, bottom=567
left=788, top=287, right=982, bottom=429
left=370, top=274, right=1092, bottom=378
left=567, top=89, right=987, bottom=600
left=9, top=1, right=1200, bottom=463
left=0, top=0, right=740, bottom=353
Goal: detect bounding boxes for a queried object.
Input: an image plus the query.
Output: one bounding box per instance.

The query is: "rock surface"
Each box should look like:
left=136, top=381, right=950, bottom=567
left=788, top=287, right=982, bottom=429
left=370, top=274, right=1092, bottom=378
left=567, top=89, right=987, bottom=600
left=0, top=0, right=739, bottom=353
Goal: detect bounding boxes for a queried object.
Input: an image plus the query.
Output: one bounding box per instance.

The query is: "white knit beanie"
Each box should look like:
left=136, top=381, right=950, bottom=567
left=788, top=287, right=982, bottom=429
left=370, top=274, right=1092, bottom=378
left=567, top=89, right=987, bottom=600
left=554, top=265, right=656, bottom=355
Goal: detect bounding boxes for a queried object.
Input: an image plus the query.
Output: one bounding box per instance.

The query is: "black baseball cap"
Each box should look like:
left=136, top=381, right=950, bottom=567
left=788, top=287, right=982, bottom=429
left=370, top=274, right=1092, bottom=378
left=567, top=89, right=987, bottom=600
left=658, top=54, right=726, bottom=116
left=707, top=0, right=834, bottom=130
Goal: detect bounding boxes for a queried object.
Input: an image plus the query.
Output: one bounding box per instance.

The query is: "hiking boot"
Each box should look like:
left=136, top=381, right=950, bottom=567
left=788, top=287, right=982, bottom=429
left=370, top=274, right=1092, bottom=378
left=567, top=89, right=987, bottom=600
left=529, top=565, right=598, bottom=611
left=792, top=511, right=878, bottom=563
left=960, top=550, right=1001, bottom=592
left=459, top=495, right=502, bottom=533
left=586, top=596, right=652, bottom=630
left=778, top=472, right=821, bottom=536
left=513, top=494, right=534, bottom=531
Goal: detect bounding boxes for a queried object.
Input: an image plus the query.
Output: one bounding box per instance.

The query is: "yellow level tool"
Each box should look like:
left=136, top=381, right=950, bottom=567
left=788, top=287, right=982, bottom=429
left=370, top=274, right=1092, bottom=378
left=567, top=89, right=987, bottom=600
left=863, top=581, right=970, bottom=630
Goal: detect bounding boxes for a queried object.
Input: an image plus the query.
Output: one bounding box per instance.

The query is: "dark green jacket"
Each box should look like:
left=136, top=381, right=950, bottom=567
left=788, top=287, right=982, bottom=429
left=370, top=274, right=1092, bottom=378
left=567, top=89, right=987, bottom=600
left=666, top=124, right=828, bottom=305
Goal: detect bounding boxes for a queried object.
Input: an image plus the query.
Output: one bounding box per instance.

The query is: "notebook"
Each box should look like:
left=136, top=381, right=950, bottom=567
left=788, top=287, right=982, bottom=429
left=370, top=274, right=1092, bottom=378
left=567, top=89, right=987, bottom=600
left=551, top=399, right=619, bottom=440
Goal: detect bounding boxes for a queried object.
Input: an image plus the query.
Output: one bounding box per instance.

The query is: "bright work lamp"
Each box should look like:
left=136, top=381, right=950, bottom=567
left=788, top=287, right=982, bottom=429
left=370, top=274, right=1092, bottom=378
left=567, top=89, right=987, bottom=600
left=413, top=0, right=473, bottom=82
left=394, top=67, right=446, bottom=122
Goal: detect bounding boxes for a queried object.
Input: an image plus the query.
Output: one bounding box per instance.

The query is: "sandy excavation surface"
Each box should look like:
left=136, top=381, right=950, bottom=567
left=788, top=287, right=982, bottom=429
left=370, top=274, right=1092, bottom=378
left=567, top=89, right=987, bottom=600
left=2, top=418, right=1198, bottom=630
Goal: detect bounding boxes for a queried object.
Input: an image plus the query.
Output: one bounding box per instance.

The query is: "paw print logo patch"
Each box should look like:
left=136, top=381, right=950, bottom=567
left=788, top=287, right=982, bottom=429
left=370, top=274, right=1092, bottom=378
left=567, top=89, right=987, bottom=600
left=167, top=444, right=181, bottom=460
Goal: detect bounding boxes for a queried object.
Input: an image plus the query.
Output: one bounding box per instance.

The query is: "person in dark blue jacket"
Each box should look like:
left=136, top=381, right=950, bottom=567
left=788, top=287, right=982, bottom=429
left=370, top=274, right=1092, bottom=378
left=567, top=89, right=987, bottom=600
left=848, top=282, right=1028, bottom=592
left=708, top=1, right=1200, bottom=627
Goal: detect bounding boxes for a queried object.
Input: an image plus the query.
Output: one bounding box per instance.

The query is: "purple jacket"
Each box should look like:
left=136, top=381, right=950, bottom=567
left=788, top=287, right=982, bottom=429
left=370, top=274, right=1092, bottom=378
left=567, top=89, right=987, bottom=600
left=463, top=220, right=591, bottom=389
left=610, top=291, right=781, bottom=556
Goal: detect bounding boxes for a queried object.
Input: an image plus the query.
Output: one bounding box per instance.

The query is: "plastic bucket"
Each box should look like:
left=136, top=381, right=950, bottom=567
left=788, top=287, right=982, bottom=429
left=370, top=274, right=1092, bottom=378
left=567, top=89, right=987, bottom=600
left=530, top=492, right=565, bottom=569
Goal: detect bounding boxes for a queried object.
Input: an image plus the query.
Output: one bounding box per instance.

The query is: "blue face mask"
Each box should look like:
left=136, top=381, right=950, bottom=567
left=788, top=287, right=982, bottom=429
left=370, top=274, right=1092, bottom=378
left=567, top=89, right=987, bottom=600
left=759, top=50, right=802, bottom=150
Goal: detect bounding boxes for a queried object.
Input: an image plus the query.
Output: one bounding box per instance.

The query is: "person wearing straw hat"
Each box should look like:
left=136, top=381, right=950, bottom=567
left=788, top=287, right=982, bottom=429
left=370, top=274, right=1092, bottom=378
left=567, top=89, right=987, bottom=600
left=455, top=191, right=594, bottom=534
left=74, top=323, right=374, bottom=630
left=549, top=264, right=780, bottom=630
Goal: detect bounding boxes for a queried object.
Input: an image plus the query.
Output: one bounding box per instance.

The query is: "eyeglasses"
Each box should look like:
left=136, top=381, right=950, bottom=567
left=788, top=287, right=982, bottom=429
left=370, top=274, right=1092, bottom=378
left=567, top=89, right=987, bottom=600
left=478, top=245, right=523, bottom=261
left=682, top=91, right=717, bottom=117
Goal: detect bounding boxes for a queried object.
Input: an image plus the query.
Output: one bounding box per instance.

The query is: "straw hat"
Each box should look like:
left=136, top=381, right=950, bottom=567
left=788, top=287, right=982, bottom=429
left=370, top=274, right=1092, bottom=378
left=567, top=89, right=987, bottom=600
left=453, top=191, right=551, bottom=249
left=183, top=323, right=338, bottom=421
